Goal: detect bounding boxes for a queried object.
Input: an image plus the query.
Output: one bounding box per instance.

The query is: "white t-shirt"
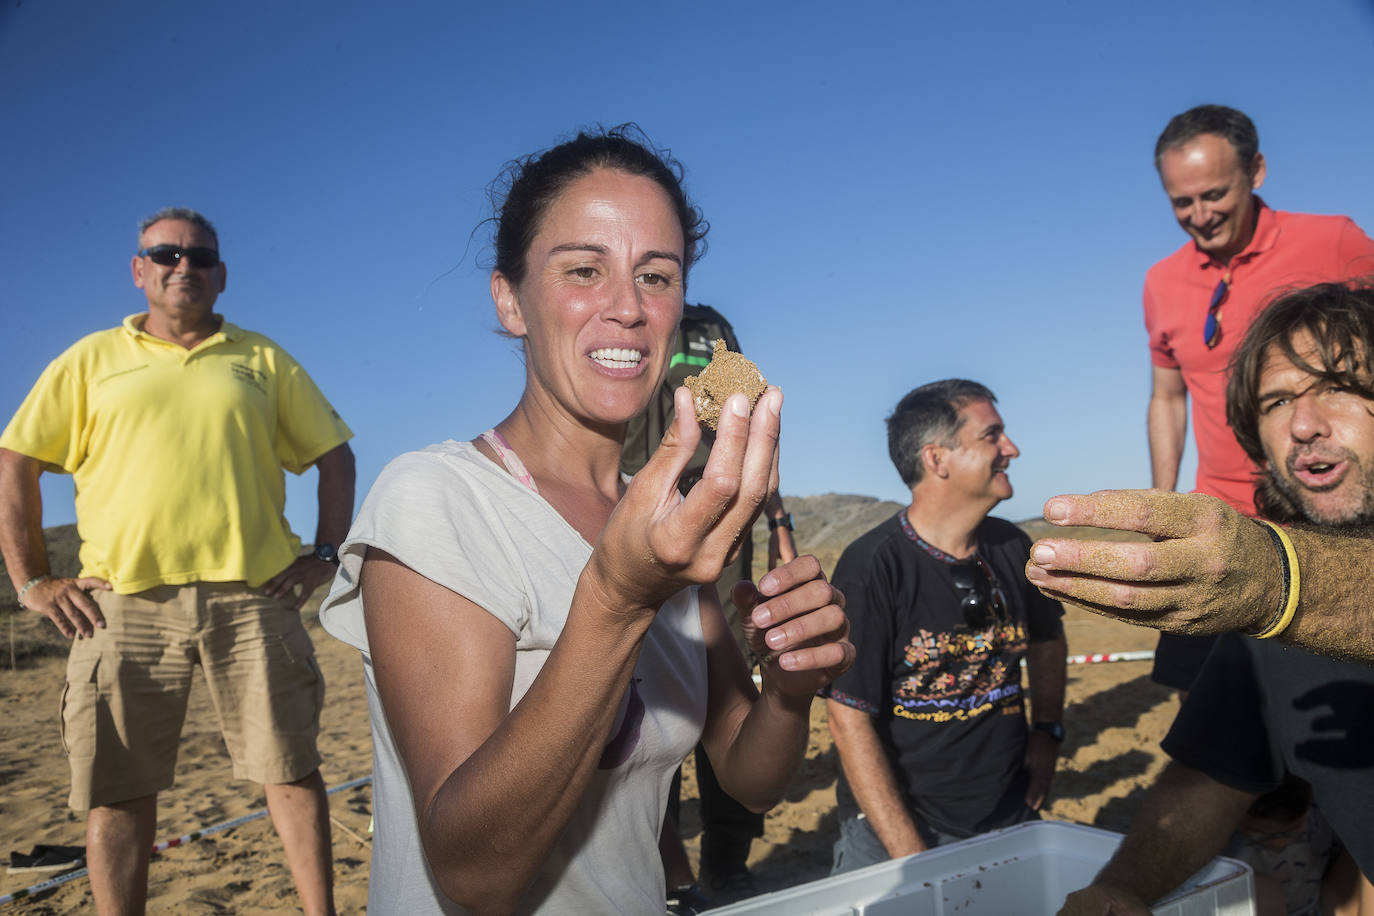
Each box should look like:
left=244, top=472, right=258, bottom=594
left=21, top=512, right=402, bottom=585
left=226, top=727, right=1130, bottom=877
left=320, top=440, right=707, bottom=915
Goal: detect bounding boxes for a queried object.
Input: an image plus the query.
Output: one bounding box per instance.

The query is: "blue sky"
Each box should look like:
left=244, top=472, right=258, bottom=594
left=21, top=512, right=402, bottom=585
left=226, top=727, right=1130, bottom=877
left=4, top=0, right=1374, bottom=536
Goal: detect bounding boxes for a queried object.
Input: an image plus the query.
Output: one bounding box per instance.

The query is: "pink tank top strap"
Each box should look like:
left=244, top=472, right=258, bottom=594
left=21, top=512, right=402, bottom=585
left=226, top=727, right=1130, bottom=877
left=478, top=429, right=540, bottom=495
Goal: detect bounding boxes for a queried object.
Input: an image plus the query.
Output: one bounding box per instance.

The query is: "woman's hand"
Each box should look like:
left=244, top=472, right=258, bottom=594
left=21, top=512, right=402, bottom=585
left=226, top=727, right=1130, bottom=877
left=739, top=555, right=854, bottom=699
left=588, top=385, right=782, bottom=614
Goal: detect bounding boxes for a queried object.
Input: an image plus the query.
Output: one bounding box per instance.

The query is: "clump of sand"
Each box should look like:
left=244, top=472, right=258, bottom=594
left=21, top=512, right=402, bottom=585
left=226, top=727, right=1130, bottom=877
left=684, top=340, right=767, bottom=430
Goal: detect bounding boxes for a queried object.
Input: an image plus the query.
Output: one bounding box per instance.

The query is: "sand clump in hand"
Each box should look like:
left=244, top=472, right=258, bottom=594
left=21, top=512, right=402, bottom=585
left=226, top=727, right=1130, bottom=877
left=684, top=339, right=768, bottom=430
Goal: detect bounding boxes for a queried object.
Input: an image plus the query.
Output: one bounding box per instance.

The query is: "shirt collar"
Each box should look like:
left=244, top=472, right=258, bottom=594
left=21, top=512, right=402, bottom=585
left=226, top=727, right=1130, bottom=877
left=1192, top=196, right=1278, bottom=269
left=121, top=312, right=242, bottom=344
left=898, top=510, right=967, bottom=563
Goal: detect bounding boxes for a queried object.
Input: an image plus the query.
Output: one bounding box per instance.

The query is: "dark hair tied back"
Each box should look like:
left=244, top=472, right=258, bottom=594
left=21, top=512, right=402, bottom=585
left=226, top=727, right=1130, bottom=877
left=489, top=123, right=708, bottom=287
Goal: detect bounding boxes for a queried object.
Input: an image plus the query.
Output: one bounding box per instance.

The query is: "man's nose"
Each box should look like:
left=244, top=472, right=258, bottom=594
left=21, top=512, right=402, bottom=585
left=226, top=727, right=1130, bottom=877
left=1189, top=202, right=1210, bottom=227
left=1289, top=396, right=1329, bottom=442
left=1001, top=435, right=1020, bottom=459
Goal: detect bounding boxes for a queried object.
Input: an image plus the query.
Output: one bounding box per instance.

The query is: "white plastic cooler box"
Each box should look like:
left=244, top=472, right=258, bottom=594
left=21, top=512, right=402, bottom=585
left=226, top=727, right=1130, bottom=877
left=708, top=821, right=1254, bottom=915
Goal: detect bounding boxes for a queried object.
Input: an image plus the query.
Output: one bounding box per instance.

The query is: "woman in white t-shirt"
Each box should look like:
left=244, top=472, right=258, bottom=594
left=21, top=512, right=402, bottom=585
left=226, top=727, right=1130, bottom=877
left=320, top=126, right=853, bottom=915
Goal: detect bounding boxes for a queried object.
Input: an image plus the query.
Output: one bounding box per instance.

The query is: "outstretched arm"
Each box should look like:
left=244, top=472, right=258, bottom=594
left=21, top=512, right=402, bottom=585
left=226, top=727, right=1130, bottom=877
left=1058, top=761, right=1255, bottom=915
left=0, top=447, right=109, bottom=637
left=1024, top=489, right=1374, bottom=663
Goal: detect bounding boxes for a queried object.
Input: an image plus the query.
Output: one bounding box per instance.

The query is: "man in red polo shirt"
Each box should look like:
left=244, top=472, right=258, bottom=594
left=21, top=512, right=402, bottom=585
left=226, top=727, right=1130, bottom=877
left=1144, top=104, right=1374, bottom=692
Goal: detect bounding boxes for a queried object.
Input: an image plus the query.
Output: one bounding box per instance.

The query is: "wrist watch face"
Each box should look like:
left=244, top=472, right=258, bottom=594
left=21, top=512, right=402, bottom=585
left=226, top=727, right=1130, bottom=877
left=1034, top=721, right=1065, bottom=742
left=769, top=512, right=794, bottom=531
left=314, top=543, right=339, bottom=564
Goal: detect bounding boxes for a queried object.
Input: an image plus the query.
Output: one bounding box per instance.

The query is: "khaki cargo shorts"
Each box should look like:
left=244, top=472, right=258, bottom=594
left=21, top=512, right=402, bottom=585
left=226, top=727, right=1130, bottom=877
left=61, top=582, right=324, bottom=811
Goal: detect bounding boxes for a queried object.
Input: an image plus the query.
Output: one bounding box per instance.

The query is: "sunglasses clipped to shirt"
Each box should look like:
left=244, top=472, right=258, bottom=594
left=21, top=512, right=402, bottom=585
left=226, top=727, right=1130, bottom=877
left=950, top=556, right=1009, bottom=631
left=1204, top=270, right=1231, bottom=349
left=138, top=244, right=221, bottom=269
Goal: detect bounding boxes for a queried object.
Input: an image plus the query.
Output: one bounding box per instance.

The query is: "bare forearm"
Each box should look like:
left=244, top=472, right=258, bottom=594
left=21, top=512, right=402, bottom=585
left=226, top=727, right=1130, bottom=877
left=1025, top=634, right=1067, bottom=724
left=0, top=449, right=50, bottom=590
left=711, top=684, right=812, bottom=813
left=827, top=701, right=924, bottom=857
left=1278, top=525, right=1374, bottom=662
left=1147, top=393, right=1186, bottom=491
left=1094, top=762, right=1252, bottom=904
left=312, top=444, right=355, bottom=548
left=418, top=577, right=656, bottom=910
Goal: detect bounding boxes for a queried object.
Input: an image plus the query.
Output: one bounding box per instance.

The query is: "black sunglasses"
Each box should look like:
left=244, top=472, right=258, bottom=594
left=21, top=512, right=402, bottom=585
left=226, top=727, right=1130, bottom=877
left=950, top=557, right=1007, bottom=631
left=1203, top=271, right=1230, bottom=349
left=138, top=244, right=221, bottom=269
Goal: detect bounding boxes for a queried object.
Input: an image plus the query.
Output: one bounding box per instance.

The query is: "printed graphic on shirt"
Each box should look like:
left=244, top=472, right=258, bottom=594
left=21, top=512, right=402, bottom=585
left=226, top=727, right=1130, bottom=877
left=894, top=620, right=1028, bottom=723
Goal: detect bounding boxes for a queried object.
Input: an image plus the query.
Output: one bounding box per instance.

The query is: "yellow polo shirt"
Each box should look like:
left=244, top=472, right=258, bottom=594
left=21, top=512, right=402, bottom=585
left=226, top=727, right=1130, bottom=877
left=0, top=314, right=353, bottom=592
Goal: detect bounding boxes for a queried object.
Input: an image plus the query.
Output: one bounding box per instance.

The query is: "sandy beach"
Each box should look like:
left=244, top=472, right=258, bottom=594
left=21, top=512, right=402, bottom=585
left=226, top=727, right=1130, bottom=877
left=1, top=586, right=1174, bottom=913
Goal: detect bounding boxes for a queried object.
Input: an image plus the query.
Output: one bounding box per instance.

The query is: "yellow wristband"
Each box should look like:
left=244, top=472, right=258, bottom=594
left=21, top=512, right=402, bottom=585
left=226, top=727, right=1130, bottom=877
left=1252, top=520, right=1300, bottom=639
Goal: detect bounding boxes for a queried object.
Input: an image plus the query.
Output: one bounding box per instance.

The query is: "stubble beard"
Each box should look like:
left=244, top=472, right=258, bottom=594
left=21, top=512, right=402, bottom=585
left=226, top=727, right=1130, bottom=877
left=1270, top=451, right=1374, bottom=528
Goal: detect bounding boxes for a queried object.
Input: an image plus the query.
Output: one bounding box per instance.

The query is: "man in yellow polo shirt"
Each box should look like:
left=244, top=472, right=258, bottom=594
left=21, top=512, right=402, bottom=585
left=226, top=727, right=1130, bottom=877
left=0, top=207, right=354, bottom=916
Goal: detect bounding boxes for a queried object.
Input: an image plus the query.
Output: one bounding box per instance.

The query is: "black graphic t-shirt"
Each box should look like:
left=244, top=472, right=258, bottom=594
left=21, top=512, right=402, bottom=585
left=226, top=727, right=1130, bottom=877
left=1163, top=633, right=1374, bottom=876
left=824, top=513, right=1063, bottom=837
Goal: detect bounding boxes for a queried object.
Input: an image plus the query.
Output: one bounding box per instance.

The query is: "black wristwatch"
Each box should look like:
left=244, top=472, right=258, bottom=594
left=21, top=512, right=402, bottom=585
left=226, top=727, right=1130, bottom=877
left=313, top=543, right=340, bottom=565
left=768, top=513, right=794, bottom=532
left=1033, top=721, right=1065, bottom=742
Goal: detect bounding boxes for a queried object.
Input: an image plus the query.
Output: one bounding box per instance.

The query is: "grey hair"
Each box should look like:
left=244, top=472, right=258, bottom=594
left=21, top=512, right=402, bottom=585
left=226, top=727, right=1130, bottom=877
left=138, top=207, right=219, bottom=249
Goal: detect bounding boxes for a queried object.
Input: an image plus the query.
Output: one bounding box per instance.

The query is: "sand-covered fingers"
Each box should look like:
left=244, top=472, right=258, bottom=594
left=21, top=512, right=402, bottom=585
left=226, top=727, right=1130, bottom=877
left=1027, top=536, right=1223, bottom=584
left=1027, top=551, right=1230, bottom=634
left=1043, top=489, right=1233, bottom=541
left=1027, top=495, right=1280, bottom=636
left=1025, top=567, right=1172, bottom=621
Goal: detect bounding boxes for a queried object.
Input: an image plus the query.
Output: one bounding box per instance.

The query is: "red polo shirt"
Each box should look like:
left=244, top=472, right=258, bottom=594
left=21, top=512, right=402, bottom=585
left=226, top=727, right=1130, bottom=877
left=1144, top=200, right=1374, bottom=513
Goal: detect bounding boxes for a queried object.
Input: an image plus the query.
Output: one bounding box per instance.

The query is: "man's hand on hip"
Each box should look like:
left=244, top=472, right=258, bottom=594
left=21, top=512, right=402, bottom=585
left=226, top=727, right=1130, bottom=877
left=25, top=577, right=111, bottom=639
left=261, top=556, right=338, bottom=610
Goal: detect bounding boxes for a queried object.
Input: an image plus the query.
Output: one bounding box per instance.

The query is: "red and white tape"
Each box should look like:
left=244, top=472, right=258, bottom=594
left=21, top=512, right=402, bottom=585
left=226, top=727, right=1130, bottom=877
left=1067, top=650, right=1155, bottom=665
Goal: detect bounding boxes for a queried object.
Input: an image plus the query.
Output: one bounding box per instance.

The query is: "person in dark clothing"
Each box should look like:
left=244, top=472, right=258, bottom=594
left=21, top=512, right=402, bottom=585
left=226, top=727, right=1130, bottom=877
left=822, top=380, right=1067, bottom=873
left=1058, top=284, right=1374, bottom=915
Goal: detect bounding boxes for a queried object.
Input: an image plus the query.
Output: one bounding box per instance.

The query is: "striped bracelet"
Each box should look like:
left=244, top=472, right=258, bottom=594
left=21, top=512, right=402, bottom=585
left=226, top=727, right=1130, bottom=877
left=1248, top=520, right=1300, bottom=639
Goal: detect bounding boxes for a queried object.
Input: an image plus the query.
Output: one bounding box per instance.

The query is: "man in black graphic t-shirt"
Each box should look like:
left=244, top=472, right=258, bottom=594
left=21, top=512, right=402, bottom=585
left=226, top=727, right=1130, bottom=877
left=824, top=380, right=1066, bottom=874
